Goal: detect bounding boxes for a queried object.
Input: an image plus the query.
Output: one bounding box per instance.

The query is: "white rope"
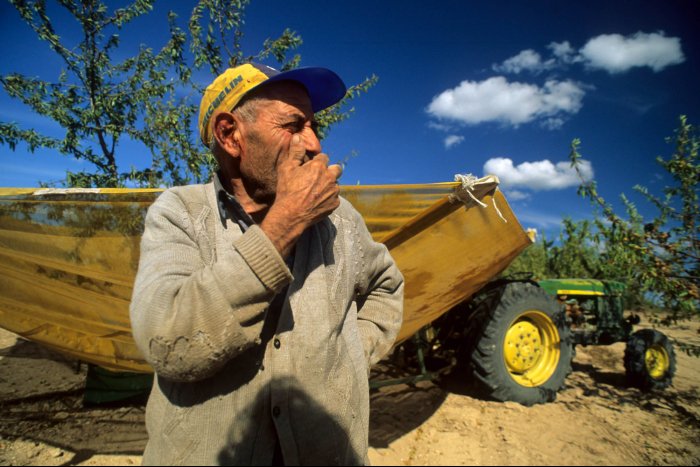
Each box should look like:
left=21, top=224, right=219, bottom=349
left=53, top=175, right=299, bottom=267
left=492, top=197, right=507, bottom=223
left=33, top=188, right=100, bottom=195
left=449, top=174, right=486, bottom=206
left=449, top=173, right=507, bottom=223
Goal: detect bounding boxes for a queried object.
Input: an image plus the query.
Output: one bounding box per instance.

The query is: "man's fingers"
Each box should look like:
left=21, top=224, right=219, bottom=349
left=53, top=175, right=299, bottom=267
left=312, top=153, right=330, bottom=166
left=286, top=134, right=306, bottom=165
left=282, top=134, right=340, bottom=184
left=328, top=163, right=343, bottom=181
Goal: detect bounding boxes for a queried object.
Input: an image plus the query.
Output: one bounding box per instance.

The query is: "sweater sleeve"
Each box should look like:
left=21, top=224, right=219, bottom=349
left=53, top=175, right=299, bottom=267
left=348, top=202, right=404, bottom=368
left=129, top=190, right=292, bottom=382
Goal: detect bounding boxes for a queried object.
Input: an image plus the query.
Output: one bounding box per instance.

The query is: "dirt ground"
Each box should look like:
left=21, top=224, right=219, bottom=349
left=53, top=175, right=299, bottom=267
left=1, top=315, right=699, bottom=466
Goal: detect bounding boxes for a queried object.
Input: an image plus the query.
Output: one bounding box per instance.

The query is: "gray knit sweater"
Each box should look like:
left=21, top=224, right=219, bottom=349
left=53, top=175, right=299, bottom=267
left=129, top=179, right=404, bottom=465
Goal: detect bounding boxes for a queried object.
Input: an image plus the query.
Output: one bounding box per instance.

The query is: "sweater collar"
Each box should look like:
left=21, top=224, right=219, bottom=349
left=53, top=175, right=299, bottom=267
left=213, top=171, right=255, bottom=232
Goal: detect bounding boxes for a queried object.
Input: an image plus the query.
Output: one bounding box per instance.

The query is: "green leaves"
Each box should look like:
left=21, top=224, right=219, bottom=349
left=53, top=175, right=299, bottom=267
left=189, top=0, right=250, bottom=75
left=570, top=116, right=699, bottom=321
left=2, top=0, right=204, bottom=187
left=0, top=122, right=62, bottom=153
left=568, top=138, right=582, bottom=166
left=258, top=29, right=303, bottom=70
left=111, top=0, right=156, bottom=27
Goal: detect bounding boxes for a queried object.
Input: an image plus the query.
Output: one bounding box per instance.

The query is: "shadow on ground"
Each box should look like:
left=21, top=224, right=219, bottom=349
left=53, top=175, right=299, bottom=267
left=0, top=337, right=148, bottom=465
left=368, top=361, right=448, bottom=448
left=562, top=359, right=700, bottom=426
left=0, top=337, right=79, bottom=366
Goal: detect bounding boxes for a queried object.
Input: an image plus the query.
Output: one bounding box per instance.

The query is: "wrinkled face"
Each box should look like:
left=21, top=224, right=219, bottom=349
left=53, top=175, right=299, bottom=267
left=236, top=81, right=322, bottom=204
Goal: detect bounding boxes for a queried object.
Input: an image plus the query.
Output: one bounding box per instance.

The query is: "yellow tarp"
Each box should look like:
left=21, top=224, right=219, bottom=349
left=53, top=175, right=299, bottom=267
left=0, top=179, right=530, bottom=372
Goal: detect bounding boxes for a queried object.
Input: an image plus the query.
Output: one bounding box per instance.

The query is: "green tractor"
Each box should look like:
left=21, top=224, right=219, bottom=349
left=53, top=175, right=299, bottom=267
left=388, top=277, right=676, bottom=406
left=537, top=278, right=677, bottom=392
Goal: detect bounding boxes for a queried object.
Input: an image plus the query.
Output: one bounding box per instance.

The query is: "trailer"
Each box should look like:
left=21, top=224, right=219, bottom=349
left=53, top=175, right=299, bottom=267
left=0, top=175, right=578, bottom=405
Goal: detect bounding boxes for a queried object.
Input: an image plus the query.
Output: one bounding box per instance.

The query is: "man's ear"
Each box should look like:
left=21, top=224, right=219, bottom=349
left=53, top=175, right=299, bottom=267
left=212, top=111, right=241, bottom=157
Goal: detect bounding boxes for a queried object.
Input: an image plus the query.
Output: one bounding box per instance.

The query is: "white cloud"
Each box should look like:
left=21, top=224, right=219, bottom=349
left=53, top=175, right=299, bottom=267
left=493, top=41, right=575, bottom=75
left=548, top=40, right=578, bottom=64
left=444, top=135, right=464, bottom=149
left=541, top=117, right=566, bottom=130
left=493, top=49, right=555, bottom=74
left=504, top=189, right=531, bottom=201
left=427, top=76, right=585, bottom=128
left=579, top=31, right=685, bottom=73
left=484, top=157, right=594, bottom=191
left=494, top=32, right=684, bottom=76
left=427, top=121, right=452, bottom=132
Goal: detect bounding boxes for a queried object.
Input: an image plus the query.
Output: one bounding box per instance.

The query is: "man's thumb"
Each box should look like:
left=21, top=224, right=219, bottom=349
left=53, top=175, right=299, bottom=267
left=287, top=134, right=305, bottom=165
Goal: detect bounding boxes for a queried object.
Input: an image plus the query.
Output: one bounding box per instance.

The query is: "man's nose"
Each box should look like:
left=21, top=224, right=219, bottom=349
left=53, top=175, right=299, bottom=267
left=303, top=126, right=322, bottom=156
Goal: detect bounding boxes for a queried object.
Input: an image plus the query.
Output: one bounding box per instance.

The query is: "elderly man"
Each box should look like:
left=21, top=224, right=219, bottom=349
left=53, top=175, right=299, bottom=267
left=129, top=63, right=404, bottom=465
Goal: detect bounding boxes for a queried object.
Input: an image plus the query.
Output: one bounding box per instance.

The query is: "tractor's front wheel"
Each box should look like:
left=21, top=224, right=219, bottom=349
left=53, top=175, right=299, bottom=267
left=624, top=329, right=675, bottom=391
left=466, top=282, right=573, bottom=406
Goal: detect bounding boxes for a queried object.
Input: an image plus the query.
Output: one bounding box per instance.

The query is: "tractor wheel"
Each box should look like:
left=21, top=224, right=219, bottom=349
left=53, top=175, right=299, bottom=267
left=466, top=282, right=573, bottom=406
left=624, top=329, right=675, bottom=391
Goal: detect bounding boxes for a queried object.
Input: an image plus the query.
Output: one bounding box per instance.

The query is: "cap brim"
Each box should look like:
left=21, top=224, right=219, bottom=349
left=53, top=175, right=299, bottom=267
left=264, top=67, right=347, bottom=113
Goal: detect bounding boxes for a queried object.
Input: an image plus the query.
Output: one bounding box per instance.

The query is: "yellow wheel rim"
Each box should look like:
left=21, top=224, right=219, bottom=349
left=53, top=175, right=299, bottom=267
left=503, top=310, right=561, bottom=387
left=645, top=344, right=670, bottom=380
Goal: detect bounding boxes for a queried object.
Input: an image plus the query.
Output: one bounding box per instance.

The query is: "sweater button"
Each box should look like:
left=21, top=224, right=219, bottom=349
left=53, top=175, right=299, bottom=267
left=274, top=338, right=281, bottom=349
left=272, top=406, right=281, bottom=417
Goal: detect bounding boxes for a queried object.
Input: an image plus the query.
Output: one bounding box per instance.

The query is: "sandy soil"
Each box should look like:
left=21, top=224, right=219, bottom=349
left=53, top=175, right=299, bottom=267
left=1, top=316, right=699, bottom=466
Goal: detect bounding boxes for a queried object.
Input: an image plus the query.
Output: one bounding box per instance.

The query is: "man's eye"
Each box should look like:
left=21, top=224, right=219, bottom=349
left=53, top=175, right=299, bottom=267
left=285, top=121, right=304, bottom=132
left=284, top=119, right=317, bottom=135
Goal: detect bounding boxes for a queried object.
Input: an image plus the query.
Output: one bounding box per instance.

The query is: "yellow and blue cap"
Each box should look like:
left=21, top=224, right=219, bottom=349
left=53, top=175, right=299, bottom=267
left=198, top=63, right=346, bottom=146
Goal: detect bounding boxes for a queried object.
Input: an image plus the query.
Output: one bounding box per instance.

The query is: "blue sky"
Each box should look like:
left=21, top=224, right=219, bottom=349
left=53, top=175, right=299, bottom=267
left=1, top=0, right=698, bottom=238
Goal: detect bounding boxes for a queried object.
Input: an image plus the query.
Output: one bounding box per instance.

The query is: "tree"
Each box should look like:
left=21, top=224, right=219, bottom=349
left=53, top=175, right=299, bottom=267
left=1, top=0, right=377, bottom=188
left=545, top=218, right=603, bottom=279
left=503, top=219, right=606, bottom=283
left=569, top=116, right=700, bottom=324
left=1, top=0, right=192, bottom=187
left=502, top=235, right=550, bottom=280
